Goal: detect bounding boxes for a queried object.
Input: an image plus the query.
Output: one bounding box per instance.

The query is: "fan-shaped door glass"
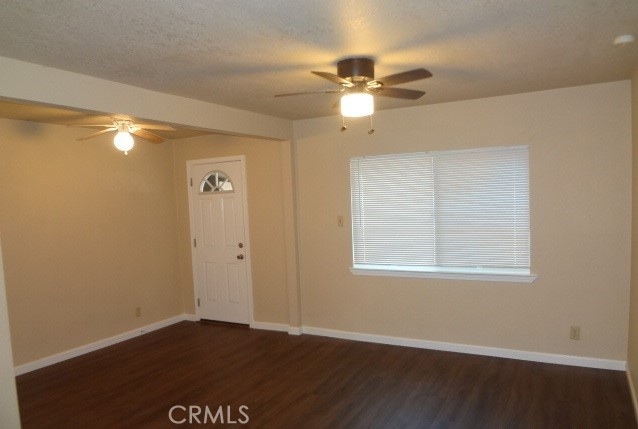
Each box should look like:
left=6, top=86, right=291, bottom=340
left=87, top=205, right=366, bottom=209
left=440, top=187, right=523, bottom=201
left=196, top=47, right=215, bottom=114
left=200, top=171, right=234, bottom=193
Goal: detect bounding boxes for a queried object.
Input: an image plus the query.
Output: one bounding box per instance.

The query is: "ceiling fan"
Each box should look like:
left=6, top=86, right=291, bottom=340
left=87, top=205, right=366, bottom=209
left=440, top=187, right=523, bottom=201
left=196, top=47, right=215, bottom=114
left=74, top=119, right=175, bottom=154
left=276, top=57, right=432, bottom=133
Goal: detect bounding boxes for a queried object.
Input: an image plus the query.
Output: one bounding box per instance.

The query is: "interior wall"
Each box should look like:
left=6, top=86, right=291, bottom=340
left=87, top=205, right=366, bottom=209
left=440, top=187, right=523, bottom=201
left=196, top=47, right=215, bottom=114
left=172, top=135, right=291, bottom=325
left=0, top=119, right=182, bottom=366
left=628, top=67, right=638, bottom=391
left=293, top=81, right=631, bottom=360
left=0, top=238, right=21, bottom=428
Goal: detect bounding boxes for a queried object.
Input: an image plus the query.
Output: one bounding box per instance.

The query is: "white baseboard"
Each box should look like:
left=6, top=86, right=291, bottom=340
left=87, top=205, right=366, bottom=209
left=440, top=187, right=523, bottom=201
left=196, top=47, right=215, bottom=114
left=182, top=313, right=199, bottom=322
left=14, top=314, right=194, bottom=375
left=301, top=326, right=627, bottom=371
left=627, top=368, right=638, bottom=422
left=250, top=321, right=290, bottom=332
left=15, top=315, right=626, bottom=375
left=250, top=321, right=301, bottom=335
left=287, top=326, right=302, bottom=336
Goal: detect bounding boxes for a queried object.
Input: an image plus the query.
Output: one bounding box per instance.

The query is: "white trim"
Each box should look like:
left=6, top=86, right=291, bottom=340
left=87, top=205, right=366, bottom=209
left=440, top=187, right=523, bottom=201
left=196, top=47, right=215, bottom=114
left=351, top=267, right=537, bottom=283
left=182, top=313, right=199, bottom=322
left=249, top=321, right=301, bottom=335
left=301, top=326, right=625, bottom=371
left=627, top=368, right=638, bottom=423
left=287, top=326, right=303, bottom=336
left=250, top=321, right=290, bottom=332
left=239, top=156, right=255, bottom=326
left=14, top=314, right=193, bottom=375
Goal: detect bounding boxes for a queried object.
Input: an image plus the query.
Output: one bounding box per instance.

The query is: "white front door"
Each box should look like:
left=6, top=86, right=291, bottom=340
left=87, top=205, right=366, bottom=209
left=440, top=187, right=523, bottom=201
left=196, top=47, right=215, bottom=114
left=188, top=157, right=251, bottom=324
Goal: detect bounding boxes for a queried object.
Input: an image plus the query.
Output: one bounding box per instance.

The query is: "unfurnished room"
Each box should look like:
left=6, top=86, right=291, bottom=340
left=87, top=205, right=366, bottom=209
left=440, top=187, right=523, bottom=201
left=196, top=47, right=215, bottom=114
left=1, top=1, right=638, bottom=428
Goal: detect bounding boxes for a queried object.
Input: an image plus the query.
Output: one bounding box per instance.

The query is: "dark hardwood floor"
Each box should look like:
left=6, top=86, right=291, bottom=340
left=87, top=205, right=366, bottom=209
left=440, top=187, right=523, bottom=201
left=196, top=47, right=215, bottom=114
left=16, top=321, right=637, bottom=428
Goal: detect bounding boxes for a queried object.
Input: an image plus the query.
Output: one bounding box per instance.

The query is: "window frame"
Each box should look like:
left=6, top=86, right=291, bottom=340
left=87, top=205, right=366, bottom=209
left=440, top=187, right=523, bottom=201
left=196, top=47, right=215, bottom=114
left=350, top=265, right=537, bottom=283
left=349, top=145, right=537, bottom=283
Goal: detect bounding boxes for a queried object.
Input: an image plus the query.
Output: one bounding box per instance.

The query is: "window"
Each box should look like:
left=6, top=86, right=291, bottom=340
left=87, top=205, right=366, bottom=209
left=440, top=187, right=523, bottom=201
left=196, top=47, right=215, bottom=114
left=350, top=145, right=535, bottom=282
left=200, top=171, right=234, bottom=193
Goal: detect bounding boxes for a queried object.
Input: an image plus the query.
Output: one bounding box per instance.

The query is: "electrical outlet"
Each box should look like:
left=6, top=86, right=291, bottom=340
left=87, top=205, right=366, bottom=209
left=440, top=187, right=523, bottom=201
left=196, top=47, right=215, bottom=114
left=569, top=325, right=580, bottom=340
left=135, top=307, right=141, bottom=318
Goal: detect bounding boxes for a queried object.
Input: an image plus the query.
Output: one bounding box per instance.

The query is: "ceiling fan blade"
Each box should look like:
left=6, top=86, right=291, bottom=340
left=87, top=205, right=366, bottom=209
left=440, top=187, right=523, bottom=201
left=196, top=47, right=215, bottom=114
left=275, top=89, right=343, bottom=97
left=76, top=127, right=117, bottom=141
left=371, top=68, right=432, bottom=87
left=374, top=87, right=426, bottom=100
left=130, top=128, right=165, bottom=144
left=311, top=71, right=354, bottom=87
left=135, top=123, right=175, bottom=131
left=69, top=124, right=115, bottom=128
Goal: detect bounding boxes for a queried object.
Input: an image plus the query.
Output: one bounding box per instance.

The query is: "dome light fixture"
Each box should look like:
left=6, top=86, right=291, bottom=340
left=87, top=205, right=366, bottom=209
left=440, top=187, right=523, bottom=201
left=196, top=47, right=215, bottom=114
left=113, top=122, right=135, bottom=155
left=340, top=92, right=374, bottom=118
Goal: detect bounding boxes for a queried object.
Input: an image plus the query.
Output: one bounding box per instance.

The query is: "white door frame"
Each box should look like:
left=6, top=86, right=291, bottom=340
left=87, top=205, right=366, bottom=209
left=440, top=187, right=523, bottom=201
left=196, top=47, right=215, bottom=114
left=186, top=155, right=254, bottom=325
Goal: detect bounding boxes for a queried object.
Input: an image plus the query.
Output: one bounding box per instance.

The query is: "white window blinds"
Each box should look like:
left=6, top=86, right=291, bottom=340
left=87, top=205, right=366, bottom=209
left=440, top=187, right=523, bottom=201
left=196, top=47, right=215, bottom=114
left=350, top=145, right=530, bottom=276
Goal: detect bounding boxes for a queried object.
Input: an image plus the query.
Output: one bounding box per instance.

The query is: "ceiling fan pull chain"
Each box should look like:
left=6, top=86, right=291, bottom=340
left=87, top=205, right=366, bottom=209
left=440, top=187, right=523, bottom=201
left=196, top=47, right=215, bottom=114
left=339, top=114, right=375, bottom=134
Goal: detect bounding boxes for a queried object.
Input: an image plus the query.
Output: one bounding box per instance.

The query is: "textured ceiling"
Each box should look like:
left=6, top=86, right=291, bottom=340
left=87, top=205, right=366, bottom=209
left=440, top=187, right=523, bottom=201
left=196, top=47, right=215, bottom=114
left=0, top=0, right=636, bottom=120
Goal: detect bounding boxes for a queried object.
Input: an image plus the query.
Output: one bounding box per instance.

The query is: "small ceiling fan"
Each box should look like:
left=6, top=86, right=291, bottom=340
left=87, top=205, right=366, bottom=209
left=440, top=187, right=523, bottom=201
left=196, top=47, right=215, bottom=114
left=74, top=119, right=175, bottom=154
left=276, top=57, right=432, bottom=132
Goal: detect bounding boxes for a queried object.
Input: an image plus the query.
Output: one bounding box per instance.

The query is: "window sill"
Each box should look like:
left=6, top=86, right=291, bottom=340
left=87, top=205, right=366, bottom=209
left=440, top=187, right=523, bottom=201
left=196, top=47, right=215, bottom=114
left=350, top=266, right=537, bottom=283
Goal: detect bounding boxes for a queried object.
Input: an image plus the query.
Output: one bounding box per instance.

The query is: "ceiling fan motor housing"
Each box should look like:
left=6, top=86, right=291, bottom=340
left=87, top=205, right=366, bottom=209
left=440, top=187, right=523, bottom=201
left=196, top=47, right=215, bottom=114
left=337, top=57, right=375, bottom=82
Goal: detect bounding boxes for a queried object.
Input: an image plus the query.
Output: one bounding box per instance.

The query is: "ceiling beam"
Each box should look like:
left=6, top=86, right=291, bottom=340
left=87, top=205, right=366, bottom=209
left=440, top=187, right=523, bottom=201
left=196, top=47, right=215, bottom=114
left=0, top=56, right=292, bottom=141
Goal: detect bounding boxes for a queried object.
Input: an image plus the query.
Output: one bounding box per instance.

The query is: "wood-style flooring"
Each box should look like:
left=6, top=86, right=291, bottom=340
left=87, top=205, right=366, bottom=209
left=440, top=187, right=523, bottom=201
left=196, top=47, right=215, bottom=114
left=16, top=321, right=637, bottom=428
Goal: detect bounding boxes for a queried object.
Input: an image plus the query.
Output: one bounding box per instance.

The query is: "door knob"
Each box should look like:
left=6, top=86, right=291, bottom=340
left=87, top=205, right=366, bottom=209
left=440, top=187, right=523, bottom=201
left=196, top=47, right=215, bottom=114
left=237, top=254, right=244, bottom=260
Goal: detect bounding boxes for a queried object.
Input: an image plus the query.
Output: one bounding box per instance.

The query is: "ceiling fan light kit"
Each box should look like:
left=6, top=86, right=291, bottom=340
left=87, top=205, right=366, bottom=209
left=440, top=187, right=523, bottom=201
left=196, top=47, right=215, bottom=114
left=275, top=57, right=432, bottom=134
left=340, top=93, right=374, bottom=118
left=113, top=127, right=135, bottom=155
left=75, top=118, right=175, bottom=155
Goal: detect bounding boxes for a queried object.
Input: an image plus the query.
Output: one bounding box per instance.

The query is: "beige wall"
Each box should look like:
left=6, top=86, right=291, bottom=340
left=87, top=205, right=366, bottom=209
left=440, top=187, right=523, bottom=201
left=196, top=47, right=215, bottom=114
left=0, top=239, right=21, bottom=428
left=293, top=81, right=632, bottom=360
left=172, top=135, right=293, bottom=325
left=0, top=119, right=182, bottom=365
left=628, top=68, right=638, bottom=393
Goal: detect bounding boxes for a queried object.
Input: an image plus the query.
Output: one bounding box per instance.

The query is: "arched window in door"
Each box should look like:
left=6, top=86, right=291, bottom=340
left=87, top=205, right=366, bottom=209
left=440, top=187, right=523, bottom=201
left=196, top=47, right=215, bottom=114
left=200, top=170, right=234, bottom=193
